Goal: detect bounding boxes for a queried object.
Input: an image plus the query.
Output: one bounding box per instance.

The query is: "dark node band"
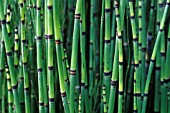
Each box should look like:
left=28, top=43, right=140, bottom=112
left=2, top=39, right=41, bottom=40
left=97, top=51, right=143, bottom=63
left=134, top=63, right=139, bottom=67
left=159, top=3, right=164, bottom=7
left=164, top=78, right=169, bottom=83
left=32, top=5, right=36, bottom=8
left=23, top=62, right=27, bottom=65
left=133, top=38, right=138, bottom=42
left=89, top=41, right=93, bottom=45
left=69, top=7, right=75, bottom=12
left=7, top=12, right=10, bottom=15
left=1, top=40, right=4, bottom=44
left=45, top=34, right=48, bottom=39
left=7, top=4, right=11, bottom=9
left=36, top=36, right=42, bottom=40
left=139, top=60, right=141, bottom=64
left=130, top=16, right=135, bottom=19
left=104, top=71, right=111, bottom=76
left=111, top=36, right=115, bottom=40
left=105, top=40, right=110, bottom=44
left=118, top=91, right=124, bottom=95
left=116, top=14, right=120, bottom=17
left=55, top=40, right=60, bottom=44
left=136, top=93, right=141, bottom=97
left=159, top=28, right=163, bottom=32
left=80, top=19, right=82, bottom=23
left=21, top=19, right=25, bottom=24
left=156, top=66, right=161, bottom=70
left=6, top=21, right=10, bottom=25
left=142, top=48, right=146, bottom=52
left=81, top=82, right=85, bottom=86
left=161, top=81, right=164, bottom=85
left=138, top=6, right=142, bottom=8
left=150, top=5, right=154, bottom=9
left=167, top=38, right=170, bottom=41
left=93, top=12, right=98, bottom=17
left=61, top=92, right=66, bottom=97
left=47, top=34, right=53, bottom=39
left=64, top=79, right=68, bottom=82
left=20, top=102, right=24, bottom=105
left=144, top=93, right=148, bottom=96
left=19, top=3, right=23, bottom=7
left=37, top=68, right=42, bottom=72
left=47, top=5, right=52, bottom=10
left=138, top=43, right=142, bottom=46
left=14, top=64, right=18, bottom=68
left=160, top=52, right=165, bottom=56
left=89, top=67, right=93, bottom=70
left=22, top=39, right=26, bottom=43
left=138, top=16, right=142, bottom=18
left=74, top=14, right=80, bottom=19
left=6, top=52, right=12, bottom=56
left=8, top=32, right=12, bottom=36
left=70, top=69, right=76, bottom=75
left=167, top=2, right=170, bottom=5
left=36, top=7, right=41, bottom=10
left=103, top=93, right=106, bottom=96
left=6, top=70, right=9, bottom=74
left=8, top=88, right=12, bottom=91
left=119, top=62, right=123, bottom=65
left=105, top=8, right=111, bottom=13
left=12, top=85, right=18, bottom=89
left=39, top=102, right=44, bottom=106
left=85, top=85, right=88, bottom=89
left=0, top=69, right=4, bottom=72
left=133, top=110, right=138, bottom=113
left=148, top=32, right=152, bottom=36
left=49, top=98, right=54, bottom=102
left=20, top=77, right=24, bottom=80
left=82, top=32, right=86, bottom=35
left=150, top=59, right=155, bottom=63
left=111, top=80, right=117, bottom=86
left=8, top=103, right=12, bottom=106
left=1, top=19, right=6, bottom=24
left=24, top=87, right=29, bottom=92
left=139, top=28, right=142, bottom=31
left=103, top=101, right=107, bottom=104
left=48, top=66, right=53, bottom=70
left=115, top=2, right=119, bottom=8
left=134, top=80, right=136, bottom=83
left=118, top=35, right=122, bottom=39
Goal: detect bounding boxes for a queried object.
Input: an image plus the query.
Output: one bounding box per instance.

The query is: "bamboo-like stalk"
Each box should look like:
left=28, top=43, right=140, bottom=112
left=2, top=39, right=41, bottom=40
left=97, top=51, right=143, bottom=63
left=46, top=0, right=55, bottom=112
left=141, top=1, right=170, bottom=112
left=69, top=0, right=81, bottom=112
left=0, top=0, right=21, bottom=112
left=53, top=0, right=69, bottom=112
left=19, top=0, right=31, bottom=112
left=5, top=64, right=13, bottom=113
left=36, top=0, right=45, bottom=112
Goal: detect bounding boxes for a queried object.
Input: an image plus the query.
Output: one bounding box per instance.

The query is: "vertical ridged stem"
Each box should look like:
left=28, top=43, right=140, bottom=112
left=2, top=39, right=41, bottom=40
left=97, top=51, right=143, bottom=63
left=53, top=0, right=69, bottom=112
left=0, top=0, right=21, bottom=112
left=141, top=1, right=170, bottom=112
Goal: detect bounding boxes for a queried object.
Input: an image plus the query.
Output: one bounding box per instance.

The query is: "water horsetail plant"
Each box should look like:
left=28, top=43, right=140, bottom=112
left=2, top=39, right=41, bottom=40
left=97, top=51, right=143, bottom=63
left=0, top=0, right=21, bottom=113
left=19, top=0, right=31, bottom=113
left=0, top=0, right=170, bottom=113
left=36, top=0, right=45, bottom=112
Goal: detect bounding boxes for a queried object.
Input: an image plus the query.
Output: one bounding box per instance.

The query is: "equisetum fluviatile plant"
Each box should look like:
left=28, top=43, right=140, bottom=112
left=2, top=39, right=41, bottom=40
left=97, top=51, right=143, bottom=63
left=0, top=0, right=169, bottom=113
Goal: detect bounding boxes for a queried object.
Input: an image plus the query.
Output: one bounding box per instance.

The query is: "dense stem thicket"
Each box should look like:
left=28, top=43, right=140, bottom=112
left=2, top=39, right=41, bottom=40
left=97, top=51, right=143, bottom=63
left=0, top=0, right=170, bottom=113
